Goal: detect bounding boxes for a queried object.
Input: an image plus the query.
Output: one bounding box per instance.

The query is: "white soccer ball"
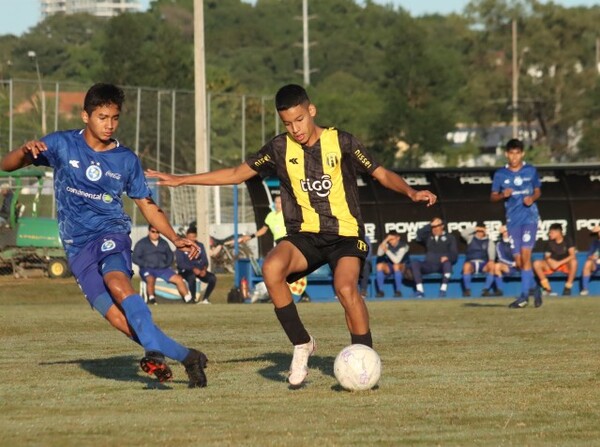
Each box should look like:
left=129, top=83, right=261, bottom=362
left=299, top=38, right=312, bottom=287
left=333, top=344, right=381, bottom=391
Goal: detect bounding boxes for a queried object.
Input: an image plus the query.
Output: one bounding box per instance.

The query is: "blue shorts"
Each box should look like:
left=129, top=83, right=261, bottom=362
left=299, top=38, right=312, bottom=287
left=507, top=223, right=538, bottom=255
left=68, top=233, right=133, bottom=317
left=139, top=268, right=177, bottom=283
left=465, top=259, right=487, bottom=274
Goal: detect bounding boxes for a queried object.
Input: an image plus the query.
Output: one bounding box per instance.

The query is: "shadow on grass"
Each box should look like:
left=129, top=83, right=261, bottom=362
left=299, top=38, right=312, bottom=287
left=223, top=352, right=336, bottom=383
left=39, top=355, right=173, bottom=389
left=462, top=302, right=507, bottom=308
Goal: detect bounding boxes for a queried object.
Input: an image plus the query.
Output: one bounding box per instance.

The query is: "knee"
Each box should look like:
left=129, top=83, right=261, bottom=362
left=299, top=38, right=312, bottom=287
left=261, top=258, right=287, bottom=282
left=335, top=282, right=358, bottom=301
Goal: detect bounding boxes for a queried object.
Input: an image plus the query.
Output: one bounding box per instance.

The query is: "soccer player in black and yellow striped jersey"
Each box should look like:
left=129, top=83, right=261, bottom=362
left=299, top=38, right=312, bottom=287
left=148, top=84, right=437, bottom=387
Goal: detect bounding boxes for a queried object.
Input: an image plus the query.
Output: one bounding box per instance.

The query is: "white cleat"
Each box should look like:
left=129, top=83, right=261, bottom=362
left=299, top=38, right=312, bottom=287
left=288, top=336, right=316, bottom=387
left=580, top=289, right=589, bottom=296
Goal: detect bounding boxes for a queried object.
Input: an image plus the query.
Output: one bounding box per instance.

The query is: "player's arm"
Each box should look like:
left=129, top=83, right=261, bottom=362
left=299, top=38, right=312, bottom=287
left=146, top=163, right=257, bottom=187
left=134, top=196, right=199, bottom=258
left=371, top=167, right=436, bottom=206
left=490, top=189, right=513, bottom=202
left=241, top=225, right=269, bottom=242
left=0, top=141, right=48, bottom=171
left=556, top=247, right=576, bottom=267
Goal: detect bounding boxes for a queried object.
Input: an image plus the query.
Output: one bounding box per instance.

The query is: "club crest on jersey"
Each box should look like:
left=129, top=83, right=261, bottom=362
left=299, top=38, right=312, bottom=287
left=101, top=239, right=116, bottom=252
left=300, top=174, right=333, bottom=198
left=514, top=176, right=523, bottom=186
left=325, top=153, right=339, bottom=168
left=86, top=162, right=102, bottom=182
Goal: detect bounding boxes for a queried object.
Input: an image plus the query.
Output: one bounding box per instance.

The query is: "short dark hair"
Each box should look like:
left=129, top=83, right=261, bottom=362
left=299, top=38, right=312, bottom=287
left=275, top=84, right=310, bottom=111
left=186, top=226, right=197, bottom=235
left=84, top=83, right=125, bottom=115
left=549, top=223, right=563, bottom=232
left=505, top=138, right=524, bottom=151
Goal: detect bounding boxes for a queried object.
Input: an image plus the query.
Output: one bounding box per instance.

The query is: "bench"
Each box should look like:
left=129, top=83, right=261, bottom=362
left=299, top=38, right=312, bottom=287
left=139, top=277, right=203, bottom=303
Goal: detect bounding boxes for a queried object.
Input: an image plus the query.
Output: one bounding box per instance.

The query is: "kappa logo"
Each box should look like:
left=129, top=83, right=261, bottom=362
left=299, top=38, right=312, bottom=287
left=289, top=158, right=299, bottom=165
left=86, top=162, right=102, bottom=182
left=69, top=160, right=80, bottom=168
left=101, top=239, right=116, bottom=252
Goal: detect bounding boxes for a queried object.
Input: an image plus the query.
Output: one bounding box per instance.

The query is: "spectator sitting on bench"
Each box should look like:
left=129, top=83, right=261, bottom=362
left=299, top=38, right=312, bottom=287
left=176, top=226, right=217, bottom=304
left=375, top=230, right=409, bottom=298
left=489, top=225, right=518, bottom=297
left=460, top=222, right=496, bottom=297
left=411, top=217, right=458, bottom=298
left=580, top=225, right=600, bottom=296
left=533, top=223, right=577, bottom=296
left=133, top=225, right=193, bottom=305
left=0, top=183, right=14, bottom=227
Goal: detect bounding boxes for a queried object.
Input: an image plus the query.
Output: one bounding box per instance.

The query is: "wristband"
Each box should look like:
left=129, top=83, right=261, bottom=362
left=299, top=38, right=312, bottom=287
left=251, top=233, right=256, bottom=239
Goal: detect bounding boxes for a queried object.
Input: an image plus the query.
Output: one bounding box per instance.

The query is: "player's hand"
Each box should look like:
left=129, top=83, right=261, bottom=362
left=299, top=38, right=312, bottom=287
left=145, top=169, right=183, bottom=187
left=21, top=140, right=48, bottom=159
left=173, top=237, right=200, bottom=259
left=523, top=196, right=534, bottom=206
left=502, top=188, right=513, bottom=198
left=440, top=256, right=449, bottom=263
left=411, top=190, right=437, bottom=207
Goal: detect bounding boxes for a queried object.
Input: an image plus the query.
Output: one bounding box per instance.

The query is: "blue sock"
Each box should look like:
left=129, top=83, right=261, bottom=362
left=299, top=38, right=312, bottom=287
left=484, top=273, right=495, bottom=289
left=393, top=271, right=403, bottom=291
left=376, top=270, right=385, bottom=291
left=495, top=275, right=504, bottom=291
left=121, top=294, right=189, bottom=361
left=521, top=269, right=533, bottom=296
left=582, top=275, right=590, bottom=290
left=463, top=274, right=472, bottom=290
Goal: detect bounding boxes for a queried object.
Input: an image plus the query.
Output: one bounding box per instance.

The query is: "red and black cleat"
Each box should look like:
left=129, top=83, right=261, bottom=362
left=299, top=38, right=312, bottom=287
left=140, top=351, right=173, bottom=383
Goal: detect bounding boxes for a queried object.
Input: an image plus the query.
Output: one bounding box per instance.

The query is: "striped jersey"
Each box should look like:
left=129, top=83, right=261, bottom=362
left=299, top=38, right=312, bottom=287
left=246, top=128, right=379, bottom=238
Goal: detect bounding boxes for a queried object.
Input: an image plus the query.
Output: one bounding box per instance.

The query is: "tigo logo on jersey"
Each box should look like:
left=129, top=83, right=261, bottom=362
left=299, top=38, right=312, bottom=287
left=101, top=239, right=116, bottom=252
left=300, top=175, right=333, bottom=198
left=86, top=163, right=102, bottom=182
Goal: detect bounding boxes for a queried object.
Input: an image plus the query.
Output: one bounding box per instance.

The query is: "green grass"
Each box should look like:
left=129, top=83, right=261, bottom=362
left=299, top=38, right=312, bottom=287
left=1, top=277, right=599, bottom=446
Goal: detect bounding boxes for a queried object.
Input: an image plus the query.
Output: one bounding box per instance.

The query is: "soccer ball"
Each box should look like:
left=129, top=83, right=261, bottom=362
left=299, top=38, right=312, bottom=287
left=333, top=344, right=381, bottom=391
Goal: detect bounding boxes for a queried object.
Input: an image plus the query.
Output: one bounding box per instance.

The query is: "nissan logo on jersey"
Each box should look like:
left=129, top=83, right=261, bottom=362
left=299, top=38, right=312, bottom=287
left=300, top=175, right=333, bottom=198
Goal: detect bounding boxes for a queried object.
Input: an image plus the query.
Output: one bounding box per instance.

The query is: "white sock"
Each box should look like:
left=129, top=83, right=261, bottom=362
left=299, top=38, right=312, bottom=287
left=440, top=283, right=448, bottom=291
left=416, top=283, right=424, bottom=293
left=183, top=293, right=192, bottom=303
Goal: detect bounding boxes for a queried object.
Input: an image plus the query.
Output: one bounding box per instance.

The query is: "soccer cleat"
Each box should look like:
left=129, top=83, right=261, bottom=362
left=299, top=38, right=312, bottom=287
left=494, top=289, right=504, bottom=297
left=533, top=287, right=543, bottom=307
left=376, top=291, right=385, bottom=298
left=394, top=290, right=402, bottom=298
left=415, top=291, right=425, bottom=298
left=542, top=288, right=557, bottom=297
left=288, top=336, right=316, bottom=387
left=463, top=288, right=471, bottom=297
left=147, top=296, right=157, bottom=305
left=562, top=287, right=572, bottom=296
left=201, top=299, right=211, bottom=304
left=140, top=351, right=173, bottom=382
left=580, top=289, right=589, bottom=296
left=508, top=296, right=529, bottom=309
left=183, top=349, right=208, bottom=388
left=439, top=290, right=447, bottom=298
left=481, top=288, right=491, bottom=297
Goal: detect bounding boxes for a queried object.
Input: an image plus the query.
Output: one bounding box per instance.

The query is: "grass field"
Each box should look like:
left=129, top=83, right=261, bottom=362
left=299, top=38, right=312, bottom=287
left=1, top=276, right=599, bottom=446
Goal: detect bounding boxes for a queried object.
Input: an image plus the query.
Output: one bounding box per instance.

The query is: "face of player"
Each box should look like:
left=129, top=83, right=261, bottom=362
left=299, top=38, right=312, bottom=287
left=505, top=148, right=525, bottom=170
left=274, top=197, right=282, bottom=212
left=278, top=102, right=318, bottom=146
left=388, top=235, right=400, bottom=245
left=187, top=232, right=197, bottom=242
left=148, top=227, right=160, bottom=241
left=548, top=229, right=562, bottom=241
left=81, top=103, right=120, bottom=148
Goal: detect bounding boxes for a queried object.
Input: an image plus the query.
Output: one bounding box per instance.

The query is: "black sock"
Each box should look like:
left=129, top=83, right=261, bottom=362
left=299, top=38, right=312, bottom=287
left=351, top=330, right=373, bottom=348
left=274, top=302, right=311, bottom=345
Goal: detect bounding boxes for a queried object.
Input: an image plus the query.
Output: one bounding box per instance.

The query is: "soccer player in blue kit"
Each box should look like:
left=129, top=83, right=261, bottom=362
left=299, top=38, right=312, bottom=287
left=491, top=138, right=543, bottom=308
left=0, top=83, right=209, bottom=387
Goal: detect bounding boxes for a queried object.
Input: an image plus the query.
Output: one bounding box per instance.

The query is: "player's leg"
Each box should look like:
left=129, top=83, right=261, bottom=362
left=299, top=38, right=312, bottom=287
left=411, top=260, right=425, bottom=297
left=144, top=273, right=157, bottom=304
left=198, top=270, right=217, bottom=302
left=167, top=272, right=192, bottom=303
left=580, top=259, right=597, bottom=295
left=392, top=263, right=404, bottom=297
left=375, top=262, right=390, bottom=297
left=533, top=258, right=551, bottom=293
left=462, top=261, right=474, bottom=296
left=179, top=270, right=197, bottom=302
left=563, top=258, right=577, bottom=295
left=333, top=256, right=371, bottom=347
left=493, top=263, right=510, bottom=296
left=262, top=238, right=314, bottom=386
left=481, top=261, right=496, bottom=295
left=440, top=260, right=452, bottom=297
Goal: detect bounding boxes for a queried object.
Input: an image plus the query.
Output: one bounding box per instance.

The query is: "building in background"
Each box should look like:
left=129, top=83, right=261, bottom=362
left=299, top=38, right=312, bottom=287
left=41, top=0, right=142, bottom=19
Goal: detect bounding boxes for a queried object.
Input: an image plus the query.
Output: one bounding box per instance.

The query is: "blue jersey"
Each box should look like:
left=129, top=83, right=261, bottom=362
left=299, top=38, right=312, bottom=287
left=587, top=239, right=600, bottom=258
left=34, top=129, right=152, bottom=256
left=491, top=163, right=541, bottom=226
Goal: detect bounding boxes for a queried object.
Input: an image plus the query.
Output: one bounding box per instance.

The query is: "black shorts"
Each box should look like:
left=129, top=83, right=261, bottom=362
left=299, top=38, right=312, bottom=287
left=281, top=233, right=368, bottom=283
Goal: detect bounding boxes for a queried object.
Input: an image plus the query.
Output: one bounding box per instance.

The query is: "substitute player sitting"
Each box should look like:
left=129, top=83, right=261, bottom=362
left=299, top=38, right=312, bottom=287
left=147, top=84, right=436, bottom=387
left=485, top=225, right=518, bottom=296
left=533, top=223, right=577, bottom=296
left=460, top=222, right=495, bottom=297
left=375, top=230, right=409, bottom=298
left=580, top=226, right=600, bottom=296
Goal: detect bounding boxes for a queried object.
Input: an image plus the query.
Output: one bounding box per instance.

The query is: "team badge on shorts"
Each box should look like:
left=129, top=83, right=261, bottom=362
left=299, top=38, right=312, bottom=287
left=101, top=239, right=116, bottom=252
left=86, top=163, right=102, bottom=182
left=357, top=239, right=368, bottom=252
left=522, top=232, right=531, bottom=242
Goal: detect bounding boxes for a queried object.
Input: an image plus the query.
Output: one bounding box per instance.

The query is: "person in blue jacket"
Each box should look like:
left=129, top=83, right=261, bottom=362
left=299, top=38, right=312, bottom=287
left=176, top=226, right=217, bottom=304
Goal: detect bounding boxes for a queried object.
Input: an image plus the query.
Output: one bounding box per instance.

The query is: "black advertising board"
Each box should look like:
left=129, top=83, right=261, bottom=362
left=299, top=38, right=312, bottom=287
left=245, top=166, right=600, bottom=257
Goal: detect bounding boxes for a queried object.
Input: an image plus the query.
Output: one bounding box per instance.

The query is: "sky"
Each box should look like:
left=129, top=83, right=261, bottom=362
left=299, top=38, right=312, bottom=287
left=0, top=0, right=598, bottom=37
